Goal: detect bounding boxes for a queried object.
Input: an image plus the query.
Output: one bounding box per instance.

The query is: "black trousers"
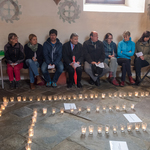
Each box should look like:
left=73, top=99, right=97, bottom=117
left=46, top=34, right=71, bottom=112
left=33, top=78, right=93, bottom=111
left=134, top=57, right=149, bottom=77
left=66, top=65, right=82, bottom=85
left=117, top=58, right=132, bottom=81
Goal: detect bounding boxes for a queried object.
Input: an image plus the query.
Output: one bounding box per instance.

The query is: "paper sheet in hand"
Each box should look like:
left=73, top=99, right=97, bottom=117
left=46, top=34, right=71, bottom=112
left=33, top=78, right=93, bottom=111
left=96, top=62, right=104, bottom=68
left=64, top=103, right=77, bottom=110
left=48, top=65, right=55, bottom=69
left=109, top=141, right=129, bottom=150
left=136, top=52, right=143, bottom=57
left=73, top=63, right=81, bottom=68
left=123, top=114, right=142, bottom=123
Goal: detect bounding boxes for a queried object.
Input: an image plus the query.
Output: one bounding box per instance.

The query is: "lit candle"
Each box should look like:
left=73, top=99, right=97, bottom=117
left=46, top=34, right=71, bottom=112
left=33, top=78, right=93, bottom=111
left=123, top=92, right=127, bottom=98
left=96, top=106, right=100, bottom=112
left=127, top=123, right=132, bottom=131
left=28, top=126, right=34, bottom=132
left=68, top=95, right=71, bottom=100
left=3, top=101, right=8, bottom=107
left=103, top=105, right=106, bottom=111
left=128, top=92, right=132, bottom=97
left=63, top=95, right=67, bottom=100
left=32, top=116, right=36, bottom=123
left=27, top=137, right=32, bottom=144
left=109, top=105, right=112, bottom=111
left=43, top=108, right=47, bottom=114
left=0, top=109, right=2, bottom=113
left=135, top=91, right=138, bottom=97
left=29, top=96, right=33, bottom=102
left=70, top=107, right=74, bottom=113
left=135, top=123, right=140, bottom=131
left=52, top=108, right=56, bottom=115
left=119, top=93, right=122, bottom=98
left=73, top=95, right=77, bottom=100
left=108, top=93, right=112, bottom=98
left=78, top=107, right=82, bottom=113
left=42, top=96, right=46, bottom=101
left=145, top=92, right=149, bottom=97
left=84, top=94, right=88, bottom=99
left=90, top=94, right=94, bottom=99
left=97, top=125, right=103, bottom=133
left=54, top=96, right=57, bottom=101
left=120, top=124, right=125, bottom=132
left=60, top=108, right=64, bottom=114
left=122, top=104, right=126, bottom=110
left=114, top=92, right=117, bottom=97
left=81, top=126, right=86, bottom=135
left=141, top=92, right=144, bottom=97
left=113, top=125, right=118, bottom=133
left=23, top=97, right=26, bottom=102
left=131, top=104, right=135, bottom=110
left=10, top=97, right=14, bottom=102
left=58, top=95, right=62, bottom=100
left=79, top=94, right=83, bottom=100
left=95, top=94, right=98, bottom=99
left=37, top=96, right=41, bottom=102
left=17, top=96, right=21, bottom=102
left=142, top=122, right=147, bottom=131
left=116, top=105, right=120, bottom=111
left=89, top=125, right=94, bottom=134
left=48, top=96, right=52, bottom=101
left=105, top=125, right=110, bottom=134
left=28, top=130, right=34, bottom=137
left=25, top=143, right=31, bottom=150
left=102, top=93, right=105, bottom=99
left=1, top=105, right=5, bottom=110
left=87, top=106, right=91, bottom=113
left=3, top=97, right=7, bottom=102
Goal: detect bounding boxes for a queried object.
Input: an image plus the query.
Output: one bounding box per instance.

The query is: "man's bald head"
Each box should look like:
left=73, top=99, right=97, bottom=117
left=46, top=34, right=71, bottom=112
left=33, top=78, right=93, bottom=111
left=90, top=31, right=98, bottom=42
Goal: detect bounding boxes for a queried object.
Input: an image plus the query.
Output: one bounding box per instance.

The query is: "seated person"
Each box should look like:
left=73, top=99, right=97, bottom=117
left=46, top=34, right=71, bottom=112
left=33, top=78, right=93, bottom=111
left=4, top=33, right=24, bottom=89
left=83, top=31, right=109, bottom=86
left=117, top=31, right=135, bottom=86
left=103, top=33, right=119, bottom=86
left=134, top=31, right=150, bottom=85
left=63, top=33, right=83, bottom=88
left=41, top=29, right=64, bottom=88
left=24, top=34, right=43, bottom=89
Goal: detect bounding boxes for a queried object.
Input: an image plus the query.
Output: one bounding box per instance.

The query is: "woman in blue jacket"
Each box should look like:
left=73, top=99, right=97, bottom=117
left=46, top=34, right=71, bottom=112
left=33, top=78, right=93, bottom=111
left=117, top=31, right=135, bottom=86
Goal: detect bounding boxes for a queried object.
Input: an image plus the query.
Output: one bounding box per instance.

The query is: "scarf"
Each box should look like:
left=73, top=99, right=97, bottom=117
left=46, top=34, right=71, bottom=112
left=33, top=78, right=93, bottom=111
left=27, top=42, right=38, bottom=52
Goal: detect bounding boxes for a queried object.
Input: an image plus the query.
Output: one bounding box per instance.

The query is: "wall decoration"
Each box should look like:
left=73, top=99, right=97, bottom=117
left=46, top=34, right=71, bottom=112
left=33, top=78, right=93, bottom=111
left=0, top=0, right=22, bottom=23
left=54, top=0, right=61, bottom=5
left=58, top=0, right=80, bottom=24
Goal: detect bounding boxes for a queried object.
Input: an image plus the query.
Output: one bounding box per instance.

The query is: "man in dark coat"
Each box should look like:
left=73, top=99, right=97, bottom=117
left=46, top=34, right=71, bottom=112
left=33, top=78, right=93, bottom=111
left=63, top=33, right=83, bottom=88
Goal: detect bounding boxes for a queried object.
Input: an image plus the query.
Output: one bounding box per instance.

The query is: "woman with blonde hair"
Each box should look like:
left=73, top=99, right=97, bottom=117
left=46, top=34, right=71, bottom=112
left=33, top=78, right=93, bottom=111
left=24, top=34, right=43, bottom=89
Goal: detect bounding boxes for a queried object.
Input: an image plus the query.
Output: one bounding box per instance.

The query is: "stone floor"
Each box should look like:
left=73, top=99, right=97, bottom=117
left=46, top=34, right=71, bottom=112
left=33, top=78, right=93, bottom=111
left=0, top=74, right=150, bottom=150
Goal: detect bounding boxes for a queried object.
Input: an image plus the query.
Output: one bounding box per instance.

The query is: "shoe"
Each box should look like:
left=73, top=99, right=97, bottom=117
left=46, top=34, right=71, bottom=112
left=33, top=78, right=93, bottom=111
left=129, top=76, right=135, bottom=85
left=77, top=82, right=82, bottom=88
left=108, top=72, right=113, bottom=79
left=95, top=78, right=100, bottom=86
left=46, top=82, right=51, bottom=87
left=135, top=76, right=141, bottom=85
left=36, top=75, right=42, bottom=84
left=67, top=83, right=72, bottom=88
left=52, top=82, right=57, bottom=88
left=10, top=80, right=15, bottom=90
left=89, top=77, right=94, bottom=85
left=111, top=78, right=119, bottom=86
left=120, top=81, right=125, bottom=87
left=30, top=83, right=35, bottom=90
left=15, top=80, right=20, bottom=89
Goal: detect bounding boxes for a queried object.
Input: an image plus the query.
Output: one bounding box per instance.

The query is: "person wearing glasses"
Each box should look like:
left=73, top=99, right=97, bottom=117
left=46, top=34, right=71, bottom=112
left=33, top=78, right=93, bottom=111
left=4, top=33, right=24, bottom=89
left=103, top=33, right=119, bottom=86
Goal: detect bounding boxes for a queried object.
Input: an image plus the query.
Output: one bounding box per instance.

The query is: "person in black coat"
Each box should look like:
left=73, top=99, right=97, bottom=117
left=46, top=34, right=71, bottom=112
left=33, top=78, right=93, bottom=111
left=83, top=31, right=109, bottom=86
left=24, top=34, right=43, bottom=89
left=63, top=33, right=83, bottom=88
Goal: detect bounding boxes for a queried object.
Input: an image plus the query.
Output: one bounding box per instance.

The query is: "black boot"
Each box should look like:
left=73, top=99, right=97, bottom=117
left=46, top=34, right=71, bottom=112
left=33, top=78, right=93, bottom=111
left=10, top=80, right=15, bottom=90
left=95, top=78, right=100, bottom=86
left=135, top=75, right=141, bottom=85
left=77, top=81, right=82, bottom=88
left=89, top=77, right=94, bottom=85
left=15, top=80, right=20, bottom=89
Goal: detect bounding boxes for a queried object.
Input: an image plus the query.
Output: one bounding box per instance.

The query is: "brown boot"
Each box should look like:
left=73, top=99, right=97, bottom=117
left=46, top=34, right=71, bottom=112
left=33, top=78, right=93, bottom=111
left=30, top=83, right=35, bottom=90
left=36, top=75, right=42, bottom=84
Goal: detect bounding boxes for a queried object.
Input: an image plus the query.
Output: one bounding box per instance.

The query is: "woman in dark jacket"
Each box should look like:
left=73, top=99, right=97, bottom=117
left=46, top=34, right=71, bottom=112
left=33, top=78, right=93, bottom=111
left=4, top=33, right=24, bottom=89
left=24, top=34, right=43, bottom=89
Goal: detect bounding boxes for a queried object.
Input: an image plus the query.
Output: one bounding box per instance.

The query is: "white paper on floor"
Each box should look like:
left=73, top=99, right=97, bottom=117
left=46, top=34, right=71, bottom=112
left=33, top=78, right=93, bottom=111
left=123, top=114, right=142, bottom=123
left=109, top=141, right=129, bottom=150
left=64, top=103, right=77, bottom=110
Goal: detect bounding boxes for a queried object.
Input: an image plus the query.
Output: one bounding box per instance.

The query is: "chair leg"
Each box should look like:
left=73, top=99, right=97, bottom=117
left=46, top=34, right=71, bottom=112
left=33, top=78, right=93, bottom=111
left=139, top=69, right=150, bottom=85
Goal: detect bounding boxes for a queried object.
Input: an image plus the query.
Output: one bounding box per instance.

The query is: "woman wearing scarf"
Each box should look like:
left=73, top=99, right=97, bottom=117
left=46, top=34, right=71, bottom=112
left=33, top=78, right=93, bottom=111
left=24, top=34, right=43, bottom=89
left=134, top=31, right=150, bottom=85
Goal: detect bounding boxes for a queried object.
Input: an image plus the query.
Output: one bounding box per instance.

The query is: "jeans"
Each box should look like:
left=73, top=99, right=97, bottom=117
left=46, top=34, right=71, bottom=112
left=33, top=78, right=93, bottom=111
left=26, top=59, right=39, bottom=83
left=134, top=57, right=149, bottom=77
left=41, top=61, right=64, bottom=83
left=117, top=58, right=132, bottom=81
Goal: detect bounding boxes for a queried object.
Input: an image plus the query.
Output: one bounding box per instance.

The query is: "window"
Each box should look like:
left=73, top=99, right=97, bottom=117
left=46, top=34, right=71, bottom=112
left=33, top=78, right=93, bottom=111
left=86, top=0, right=125, bottom=4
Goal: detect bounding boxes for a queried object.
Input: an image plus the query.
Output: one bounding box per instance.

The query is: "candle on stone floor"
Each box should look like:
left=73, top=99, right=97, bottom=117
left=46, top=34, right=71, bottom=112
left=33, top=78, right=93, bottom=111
left=114, top=92, right=117, bottom=97
left=43, top=108, right=47, bottom=114
left=48, top=96, right=52, bottom=101
left=142, top=123, right=147, bottom=131
left=127, top=123, right=132, bottom=131
left=79, top=94, right=83, bottom=100
left=37, top=96, right=41, bottom=102
left=95, top=94, right=98, bottom=99
left=3, top=101, right=8, bottom=107
left=89, top=125, right=94, bottom=134
left=145, top=92, right=149, bottom=97
left=32, top=116, right=36, bottom=123
left=135, top=91, right=138, bottom=97
left=25, top=143, right=31, bottom=150
left=96, top=106, right=100, bottom=112
left=97, top=125, right=103, bottom=133
left=135, top=123, right=140, bottom=131
left=102, top=93, right=105, bottom=99
left=17, top=96, right=21, bottom=102
left=29, top=96, right=33, bottom=102
left=3, top=97, right=7, bottom=102
left=81, top=126, right=86, bottom=135
left=122, top=104, right=126, bottom=110
left=68, top=95, right=71, bottom=100
left=52, top=108, right=56, bottom=115
left=63, top=95, right=66, bottom=100
left=128, top=92, right=132, bottom=97
left=42, top=96, right=46, bottom=101
left=78, top=107, right=82, bottom=113
left=109, top=105, right=112, bottom=111
left=90, top=94, right=94, bottom=99
left=108, top=93, right=112, bottom=98
left=70, top=107, right=74, bottom=113
left=105, top=125, right=110, bottom=133
left=123, top=92, right=127, bottom=98
left=131, top=104, right=135, bottom=110
left=10, top=97, right=14, bottom=102
left=120, top=124, right=125, bottom=132
left=58, top=95, right=62, bottom=100
left=1, top=105, right=5, bottom=110
left=23, top=97, right=26, bottom=102
left=28, top=130, right=34, bottom=137
left=28, top=126, right=34, bottom=132
left=141, top=92, right=144, bottom=97
left=103, top=105, right=106, bottom=111
left=27, top=137, right=32, bottom=144
left=73, top=95, right=77, bottom=100
left=113, top=125, right=118, bottom=133
left=87, top=106, right=91, bottom=113
left=119, top=93, right=122, bottom=98
left=60, top=108, right=64, bottom=114
left=84, top=94, right=88, bottom=99
left=54, top=96, right=57, bottom=101
left=116, top=105, right=120, bottom=111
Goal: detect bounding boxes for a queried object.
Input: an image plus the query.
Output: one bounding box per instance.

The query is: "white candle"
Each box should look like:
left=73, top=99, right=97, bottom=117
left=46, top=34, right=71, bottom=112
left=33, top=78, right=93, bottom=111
left=37, top=96, right=41, bottom=101
left=43, top=108, right=47, bottom=114
left=135, top=91, right=138, bottom=97
left=95, top=94, right=98, bottom=99
left=63, top=95, right=67, bottom=100
left=103, top=105, right=106, bottom=111
left=54, top=96, right=57, bottom=101
left=109, top=105, right=112, bottom=111
left=1, top=105, right=5, bottom=110
left=141, top=92, right=144, bottom=97
left=87, top=106, right=90, bottom=113
left=105, top=125, right=110, bottom=133
left=23, top=97, right=26, bottom=102
left=28, top=130, right=34, bottom=137
left=114, top=93, right=117, bottom=97
left=27, top=137, right=32, bottom=144
left=120, top=124, right=125, bottom=132
left=131, top=104, right=135, bottom=110
left=25, top=144, right=31, bottom=150
left=29, top=96, right=33, bottom=102
left=142, top=123, right=147, bottom=131
left=73, top=95, right=77, bottom=100
left=97, top=125, right=103, bottom=133
left=58, top=95, right=62, bottom=100
left=135, top=123, right=140, bottom=131
left=68, top=95, right=71, bottom=100
left=84, top=94, right=88, bottom=99
left=60, top=108, right=64, bottom=114
left=108, top=93, right=112, bottom=98
left=145, top=92, right=149, bottom=97
left=32, top=116, right=36, bottom=123
left=52, top=108, right=56, bottom=115
left=42, top=96, right=46, bottom=101
left=116, top=105, right=120, bottom=111
left=96, top=106, right=100, bottom=112
left=128, top=92, right=132, bottom=97
left=48, top=96, right=52, bottom=101
left=78, top=107, right=82, bottom=112
left=10, top=97, right=14, bottom=102
left=127, top=123, right=132, bottom=131
left=102, top=93, right=105, bottom=99
left=113, top=125, right=118, bottom=133
left=122, top=104, right=126, bottom=110
left=89, top=125, right=94, bottom=134
left=3, top=97, right=7, bottom=102
left=79, top=94, right=83, bottom=100
left=17, top=96, right=21, bottom=102
left=81, top=126, right=86, bottom=135
left=70, top=108, right=74, bottom=113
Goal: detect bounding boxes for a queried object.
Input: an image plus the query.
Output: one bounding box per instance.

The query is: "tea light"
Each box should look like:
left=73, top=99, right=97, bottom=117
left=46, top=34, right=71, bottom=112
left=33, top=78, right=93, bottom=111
left=3, top=97, right=7, bottom=102
left=122, top=104, right=126, bottom=110
left=95, top=94, right=98, bottom=99
left=3, top=101, right=8, bottom=107
left=141, top=92, right=144, bottom=97
left=116, top=105, right=120, bottom=111
left=73, top=95, right=77, bottom=100
left=108, top=93, right=112, bottom=98
left=123, top=92, right=127, bottom=98
left=52, top=108, right=56, bottom=115
left=105, top=124, right=110, bottom=134
left=30, top=122, right=35, bottom=127
left=127, top=123, right=132, bottom=131
left=109, top=105, right=112, bottom=111
left=28, top=126, right=34, bottom=132
left=102, top=105, right=106, bottom=111
left=81, top=126, right=87, bottom=135
left=68, top=95, right=71, bottom=100
left=120, top=124, right=125, bottom=132
left=142, top=122, right=147, bottom=131
left=23, top=97, right=26, bottom=102
left=10, top=97, right=14, bottom=102
left=96, top=106, right=100, bottom=112
left=53, top=96, right=57, bottom=101
left=84, top=94, right=88, bottom=99
left=135, top=123, right=140, bottom=131
left=90, top=94, right=94, bottom=99
left=37, top=96, right=41, bottom=101
left=43, top=108, right=47, bottom=114
left=28, top=130, right=34, bottom=137
left=32, top=116, right=36, bottom=123
left=1, top=105, right=5, bottom=110
left=33, top=108, right=37, bottom=115
left=25, top=143, right=31, bottom=150
left=135, top=91, right=138, bottom=97
left=79, top=94, right=83, bottom=100
left=60, top=108, right=64, bottom=114
left=97, top=125, right=103, bottom=134
left=119, top=93, right=122, bottom=98
left=17, top=96, right=21, bottom=102
left=145, top=92, right=149, bottom=97
left=29, top=96, right=33, bottom=102
left=42, top=96, right=46, bottom=101
left=48, top=96, right=52, bottom=101
left=63, top=95, right=67, bottom=100
left=114, top=92, right=117, bottom=97
left=27, top=137, right=32, bottom=144
left=70, top=107, right=74, bottom=113
left=87, top=106, right=91, bottom=113
left=113, top=125, right=118, bottom=133
left=58, top=95, right=62, bottom=100
left=128, top=92, right=132, bottom=97
left=89, top=125, right=94, bottom=134
left=78, top=107, right=82, bottom=113
left=102, top=93, right=105, bottom=99
left=131, top=104, right=135, bottom=110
